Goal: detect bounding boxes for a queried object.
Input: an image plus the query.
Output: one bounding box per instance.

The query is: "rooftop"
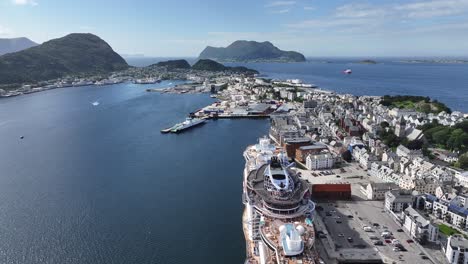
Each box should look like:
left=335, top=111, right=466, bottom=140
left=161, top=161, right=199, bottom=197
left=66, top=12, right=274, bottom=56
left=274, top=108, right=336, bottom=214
left=450, top=235, right=468, bottom=249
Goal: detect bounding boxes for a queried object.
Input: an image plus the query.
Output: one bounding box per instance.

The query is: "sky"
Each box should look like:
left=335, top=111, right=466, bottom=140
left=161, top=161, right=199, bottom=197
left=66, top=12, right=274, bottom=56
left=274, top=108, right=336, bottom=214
left=1, top=0, right=468, bottom=57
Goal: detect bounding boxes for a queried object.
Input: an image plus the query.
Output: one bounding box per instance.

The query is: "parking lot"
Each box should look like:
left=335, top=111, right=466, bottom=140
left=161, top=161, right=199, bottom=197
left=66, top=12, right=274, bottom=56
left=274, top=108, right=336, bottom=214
left=316, top=199, right=438, bottom=264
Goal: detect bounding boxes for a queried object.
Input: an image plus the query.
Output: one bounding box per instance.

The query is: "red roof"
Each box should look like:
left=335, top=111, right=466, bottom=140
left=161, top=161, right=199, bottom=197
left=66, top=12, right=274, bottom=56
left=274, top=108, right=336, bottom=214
left=312, top=184, right=351, bottom=193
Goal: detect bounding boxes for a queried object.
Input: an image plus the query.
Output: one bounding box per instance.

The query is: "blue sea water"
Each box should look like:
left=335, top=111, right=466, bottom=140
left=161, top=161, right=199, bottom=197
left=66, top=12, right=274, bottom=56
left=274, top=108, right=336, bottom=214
left=0, top=81, right=269, bottom=264
left=227, top=60, right=468, bottom=113
left=1, top=57, right=467, bottom=264
left=126, top=57, right=468, bottom=112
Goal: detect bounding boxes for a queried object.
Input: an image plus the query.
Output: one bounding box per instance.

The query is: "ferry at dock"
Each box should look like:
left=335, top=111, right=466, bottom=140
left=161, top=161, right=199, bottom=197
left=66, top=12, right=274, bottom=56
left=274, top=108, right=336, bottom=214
left=160, top=117, right=206, bottom=133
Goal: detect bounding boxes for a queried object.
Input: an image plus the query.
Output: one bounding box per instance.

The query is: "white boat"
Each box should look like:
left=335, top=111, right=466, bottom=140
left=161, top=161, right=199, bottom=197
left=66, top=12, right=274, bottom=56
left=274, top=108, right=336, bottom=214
left=161, top=117, right=206, bottom=133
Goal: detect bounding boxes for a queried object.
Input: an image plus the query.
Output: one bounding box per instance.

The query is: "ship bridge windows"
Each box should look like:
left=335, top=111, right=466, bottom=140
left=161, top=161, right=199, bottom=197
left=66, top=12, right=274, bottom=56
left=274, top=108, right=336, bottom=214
left=272, top=174, right=286, bottom=180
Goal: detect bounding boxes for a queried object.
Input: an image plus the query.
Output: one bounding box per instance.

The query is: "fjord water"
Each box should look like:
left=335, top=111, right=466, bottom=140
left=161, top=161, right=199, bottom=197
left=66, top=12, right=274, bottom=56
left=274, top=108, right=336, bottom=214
left=127, top=57, right=468, bottom=112
left=0, top=81, right=269, bottom=264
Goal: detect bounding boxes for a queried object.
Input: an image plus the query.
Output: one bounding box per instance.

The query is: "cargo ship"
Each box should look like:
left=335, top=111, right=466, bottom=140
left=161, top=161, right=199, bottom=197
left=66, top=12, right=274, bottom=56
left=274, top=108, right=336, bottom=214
left=160, top=117, right=206, bottom=133
left=242, top=137, right=318, bottom=264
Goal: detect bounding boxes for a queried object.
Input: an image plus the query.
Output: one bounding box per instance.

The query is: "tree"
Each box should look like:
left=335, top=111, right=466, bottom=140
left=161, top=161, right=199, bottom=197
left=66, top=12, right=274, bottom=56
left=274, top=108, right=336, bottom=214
left=420, top=103, right=432, bottom=113
left=342, top=150, right=352, bottom=162
left=458, top=154, right=468, bottom=170
left=380, top=121, right=390, bottom=129
left=406, top=139, right=424, bottom=150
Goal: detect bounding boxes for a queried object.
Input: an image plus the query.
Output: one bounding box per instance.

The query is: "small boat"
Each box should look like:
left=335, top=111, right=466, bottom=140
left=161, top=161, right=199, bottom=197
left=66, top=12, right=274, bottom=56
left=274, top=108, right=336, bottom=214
left=92, top=101, right=100, bottom=106
left=210, top=94, right=217, bottom=98
left=20, top=136, right=24, bottom=139
left=343, top=69, right=352, bottom=74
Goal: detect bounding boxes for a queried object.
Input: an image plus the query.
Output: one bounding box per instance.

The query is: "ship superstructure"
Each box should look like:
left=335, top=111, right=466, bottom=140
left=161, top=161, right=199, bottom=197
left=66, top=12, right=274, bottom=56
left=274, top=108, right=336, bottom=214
left=243, top=137, right=317, bottom=264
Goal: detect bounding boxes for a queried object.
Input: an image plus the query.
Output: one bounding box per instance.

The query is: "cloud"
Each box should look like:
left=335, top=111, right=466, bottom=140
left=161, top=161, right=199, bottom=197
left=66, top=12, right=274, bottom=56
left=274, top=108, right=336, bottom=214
left=271, top=8, right=290, bottom=14
left=335, top=3, right=387, bottom=18
left=286, top=0, right=468, bottom=35
left=12, top=0, right=38, bottom=6
left=287, top=18, right=373, bottom=29
left=395, top=0, right=468, bottom=18
left=265, top=1, right=296, bottom=7
left=304, top=6, right=315, bottom=11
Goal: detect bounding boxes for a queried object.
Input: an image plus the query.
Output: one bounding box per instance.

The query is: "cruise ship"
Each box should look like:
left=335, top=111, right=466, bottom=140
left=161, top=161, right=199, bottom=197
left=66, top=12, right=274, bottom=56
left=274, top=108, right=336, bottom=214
left=243, top=137, right=317, bottom=264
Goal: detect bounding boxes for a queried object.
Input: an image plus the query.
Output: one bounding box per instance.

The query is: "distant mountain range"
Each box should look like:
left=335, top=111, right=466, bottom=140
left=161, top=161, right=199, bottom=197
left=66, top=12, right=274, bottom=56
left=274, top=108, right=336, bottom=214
left=0, top=33, right=128, bottom=85
left=199, top=40, right=305, bottom=62
left=0, top=37, right=38, bottom=56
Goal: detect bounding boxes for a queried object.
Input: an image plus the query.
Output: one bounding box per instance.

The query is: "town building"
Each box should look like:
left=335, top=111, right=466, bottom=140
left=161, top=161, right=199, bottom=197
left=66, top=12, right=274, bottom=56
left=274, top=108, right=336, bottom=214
left=385, top=190, right=413, bottom=213
left=445, top=235, right=468, bottom=264
left=305, top=151, right=335, bottom=170
left=363, top=182, right=399, bottom=200
left=402, top=207, right=439, bottom=243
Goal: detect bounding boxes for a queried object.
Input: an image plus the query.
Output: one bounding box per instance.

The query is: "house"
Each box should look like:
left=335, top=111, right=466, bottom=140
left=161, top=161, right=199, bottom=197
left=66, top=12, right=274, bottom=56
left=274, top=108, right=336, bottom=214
left=456, top=172, right=468, bottom=188
left=446, top=235, right=468, bottom=264
left=396, top=145, right=423, bottom=159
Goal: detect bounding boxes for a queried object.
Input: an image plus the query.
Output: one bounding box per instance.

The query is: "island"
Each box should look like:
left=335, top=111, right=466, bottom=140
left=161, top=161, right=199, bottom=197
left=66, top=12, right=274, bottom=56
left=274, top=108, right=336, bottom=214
left=198, top=40, right=306, bottom=62
left=0, top=33, right=128, bottom=86
left=358, top=59, right=377, bottom=64
left=191, top=59, right=258, bottom=74
left=151, top=59, right=191, bottom=70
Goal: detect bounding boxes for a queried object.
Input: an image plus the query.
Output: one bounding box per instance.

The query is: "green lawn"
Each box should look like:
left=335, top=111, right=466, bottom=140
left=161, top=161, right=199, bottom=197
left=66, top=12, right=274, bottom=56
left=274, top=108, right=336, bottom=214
left=393, top=100, right=416, bottom=109
left=439, top=224, right=461, bottom=236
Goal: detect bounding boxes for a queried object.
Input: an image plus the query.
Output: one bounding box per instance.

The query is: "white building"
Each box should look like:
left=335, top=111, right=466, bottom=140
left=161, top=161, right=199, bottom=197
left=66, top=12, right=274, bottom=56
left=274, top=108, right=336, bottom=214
left=456, top=172, right=468, bottom=188
left=446, top=235, right=468, bottom=264
left=305, top=153, right=334, bottom=170
left=396, top=145, right=423, bottom=160
left=363, top=182, right=399, bottom=200
left=402, top=207, right=439, bottom=243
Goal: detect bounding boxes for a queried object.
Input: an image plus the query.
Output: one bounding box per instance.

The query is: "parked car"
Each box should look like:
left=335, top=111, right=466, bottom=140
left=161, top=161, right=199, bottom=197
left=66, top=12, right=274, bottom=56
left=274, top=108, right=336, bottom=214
left=336, top=220, right=342, bottom=224
left=406, top=239, right=414, bottom=243
left=397, top=229, right=404, bottom=232
left=373, top=241, right=384, bottom=246
left=347, top=237, right=354, bottom=243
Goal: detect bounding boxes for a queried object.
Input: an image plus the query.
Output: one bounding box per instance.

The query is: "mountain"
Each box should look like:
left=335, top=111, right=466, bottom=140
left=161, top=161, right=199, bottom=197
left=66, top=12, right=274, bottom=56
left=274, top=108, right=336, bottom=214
left=192, top=59, right=258, bottom=74
left=152, top=59, right=191, bottom=70
left=0, top=37, right=38, bottom=55
left=0, top=33, right=128, bottom=85
left=198, top=40, right=306, bottom=62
